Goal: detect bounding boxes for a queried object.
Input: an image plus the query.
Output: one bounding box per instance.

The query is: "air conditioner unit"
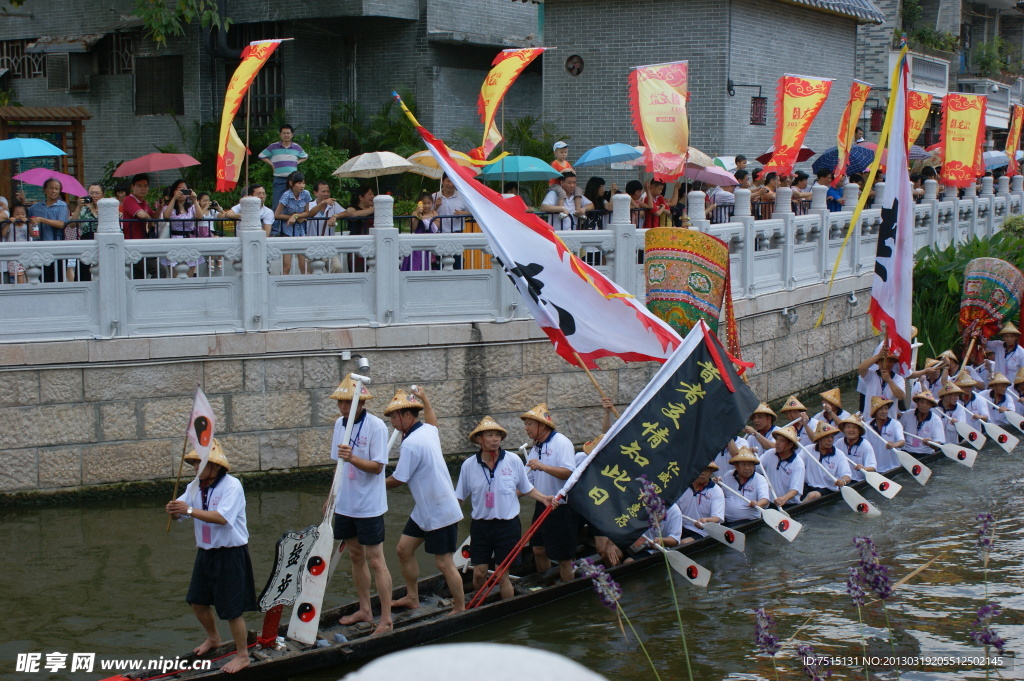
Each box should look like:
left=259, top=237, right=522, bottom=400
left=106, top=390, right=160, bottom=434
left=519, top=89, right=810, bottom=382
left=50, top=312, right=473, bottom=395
left=46, top=52, right=93, bottom=92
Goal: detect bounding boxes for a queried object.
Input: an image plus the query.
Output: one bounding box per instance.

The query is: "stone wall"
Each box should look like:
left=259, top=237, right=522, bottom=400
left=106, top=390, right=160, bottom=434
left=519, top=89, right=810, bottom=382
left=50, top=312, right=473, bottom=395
left=0, top=281, right=876, bottom=497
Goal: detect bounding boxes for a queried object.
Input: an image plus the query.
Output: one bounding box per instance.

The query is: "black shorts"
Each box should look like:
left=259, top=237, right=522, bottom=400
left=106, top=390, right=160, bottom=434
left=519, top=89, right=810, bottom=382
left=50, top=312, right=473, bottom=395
left=680, top=528, right=704, bottom=542
left=333, top=513, right=385, bottom=545
left=528, top=501, right=578, bottom=561
left=804, top=484, right=833, bottom=498
left=469, top=517, right=522, bottom=566
left=402, top=517, right=459, bottom=555
left=186, top=545, right=258, bottom=620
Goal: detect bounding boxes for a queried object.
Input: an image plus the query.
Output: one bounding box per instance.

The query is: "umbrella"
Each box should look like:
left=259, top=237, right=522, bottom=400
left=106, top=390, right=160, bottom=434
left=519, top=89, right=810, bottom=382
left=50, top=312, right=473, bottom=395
left=12, top=168, right=87, bottom=197
left=686, top=147, right=716, bottom=168
left=713, top=156, right=738, bottom=171
left=0, top=138, right=66, bottom=161
left=811, top=145, right=875, bottom=176
left=476, top=156, right=563, bottom=182
left=333, top=151, right=415, bottom=192
left=113, top=152, right=200, bottom=177
left=755, top=144, right=815, bottom=164
left=574, top=143, right=643, bottom=167
left=909, top=145, right=932, bottom=161
left=682, top=164, right=739, bottom=187
left=407, top=149, right=478, bottom=179
left=983, top=150, right=1010, bottom=170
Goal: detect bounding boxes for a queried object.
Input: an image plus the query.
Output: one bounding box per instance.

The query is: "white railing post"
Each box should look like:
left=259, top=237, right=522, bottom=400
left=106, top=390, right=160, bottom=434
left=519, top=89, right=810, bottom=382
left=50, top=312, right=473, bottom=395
left=731, top=188, right=753, bottom=296
left=95, top=197, right=126, bottom=338
left=924, top=178, right=939, bottom=201
left=872, top=182, right=886, bottom=208
left=773, top=187, right=794, bottom=290
left=842, top=182, right=859, bottom=212
left=810, top=184, right=827, bottom=212
left=372, top=195, right=399, bottom=325
left=981, top=176, right=995, bottom=196
left=997, top=176, right=1010, bottom=196
left=923, top=179, right=940, bottom=246
left=611, top=193, right=640, bottom=294
left=687, top=190, right=710, bottom=232
left=238, top=196, right=269, bottom=331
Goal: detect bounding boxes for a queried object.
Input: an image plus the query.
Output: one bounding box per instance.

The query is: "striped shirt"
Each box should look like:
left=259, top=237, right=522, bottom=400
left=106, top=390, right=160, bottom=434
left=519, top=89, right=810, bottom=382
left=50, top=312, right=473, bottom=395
left=258, top=141, right=307, bottom=178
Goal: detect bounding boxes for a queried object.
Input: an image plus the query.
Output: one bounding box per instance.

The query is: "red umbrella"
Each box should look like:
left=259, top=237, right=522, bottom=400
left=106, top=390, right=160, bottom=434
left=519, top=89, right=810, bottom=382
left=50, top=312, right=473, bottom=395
left=12, top=168, right=87, bottom=196
left=755, top=145, right=816, bottom=165
left=113, top=152, right=200, bottom=177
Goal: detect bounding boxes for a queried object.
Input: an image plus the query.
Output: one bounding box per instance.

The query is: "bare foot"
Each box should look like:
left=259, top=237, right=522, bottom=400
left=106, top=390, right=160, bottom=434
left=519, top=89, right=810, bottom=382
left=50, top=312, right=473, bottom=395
left=446, top=605, right=466, bottom=617
left=372, top=620, right=394, bottom=635
left=194, top=637, right=221, bottom=656
left=221, top=653, right=250, bottom=674
left=339, top=610, right=373, bottom=626
left=391, top=596, right=419, bottom=610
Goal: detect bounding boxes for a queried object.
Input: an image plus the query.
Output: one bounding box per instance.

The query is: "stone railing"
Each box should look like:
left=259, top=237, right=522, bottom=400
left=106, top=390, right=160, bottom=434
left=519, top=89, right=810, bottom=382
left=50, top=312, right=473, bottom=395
left=0, top=177, right=1020, bottom=344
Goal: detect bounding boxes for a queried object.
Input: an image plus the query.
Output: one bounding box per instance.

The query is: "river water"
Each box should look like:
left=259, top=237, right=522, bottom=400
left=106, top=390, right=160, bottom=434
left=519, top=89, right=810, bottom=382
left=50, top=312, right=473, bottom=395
left=2, top=425, right=1024, bottom=680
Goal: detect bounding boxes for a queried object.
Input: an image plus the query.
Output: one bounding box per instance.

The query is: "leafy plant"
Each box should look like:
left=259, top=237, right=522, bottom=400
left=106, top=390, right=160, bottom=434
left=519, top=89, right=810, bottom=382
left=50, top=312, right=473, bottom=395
left=901, top=0, right=923, bottom=31
left=973, top=37, right=1011, bottom=77
left=1001, top=214, right=1024, bottom=238
left=910, top=27, right=960, bottom=53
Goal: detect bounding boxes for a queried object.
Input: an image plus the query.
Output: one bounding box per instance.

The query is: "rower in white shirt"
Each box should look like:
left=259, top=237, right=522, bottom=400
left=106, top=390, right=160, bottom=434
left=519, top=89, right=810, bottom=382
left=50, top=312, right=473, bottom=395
left=857, top=347, right=907, bottom=413
left=1012, top=368, right=1024, bottom=417
left=759, top=426, right=806, bottom=508
left=865, top=396, right=905, bottom=473
left=835, top=414, right=876, bottom=481
left=779, top=394, right=817, bottom=448
left=812, top=388, right=851, bottom=427
left=899, top=389, right=945, bottom=454
left=675, top=462, right=725, bottom=544
left=979, top=372, right=1015, bottom=426
left=712, top=435, right=747, bottom=479
left=937, top=381, right=970, bottom=444
left=954, top=369, right=990, bottom=430
left=801, top=421, right=853, bottom=502
left=719, top=447, right=770, bottom=523
left=986, top=322, right=1024, bottom=380
left=744, top=403, right=779, bottom=455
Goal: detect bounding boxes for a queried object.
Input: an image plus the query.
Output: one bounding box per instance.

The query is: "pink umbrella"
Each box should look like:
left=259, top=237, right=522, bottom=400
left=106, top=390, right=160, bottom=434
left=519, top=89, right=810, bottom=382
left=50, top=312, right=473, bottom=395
left=12, top=168, right=87, bottom=196
left=682, top=163, right=739, bottom=187
left=113, top=152, right=200, bottom=177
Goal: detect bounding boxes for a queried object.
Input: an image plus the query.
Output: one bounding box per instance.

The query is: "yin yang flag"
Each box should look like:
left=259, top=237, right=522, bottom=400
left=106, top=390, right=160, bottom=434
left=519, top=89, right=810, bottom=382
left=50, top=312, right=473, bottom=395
left=561, top=321, right=759, bottom=546
left=187, top=386, right=216, bottom=477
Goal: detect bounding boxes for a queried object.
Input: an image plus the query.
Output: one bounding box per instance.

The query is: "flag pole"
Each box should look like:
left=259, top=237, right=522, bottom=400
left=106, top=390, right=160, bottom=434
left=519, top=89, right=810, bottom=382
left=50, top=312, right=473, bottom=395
left=243, top=89, right=252, bottom=193
left=166, top=432, right=191, bottom=532
left=573, top=352, right=620, bottom=417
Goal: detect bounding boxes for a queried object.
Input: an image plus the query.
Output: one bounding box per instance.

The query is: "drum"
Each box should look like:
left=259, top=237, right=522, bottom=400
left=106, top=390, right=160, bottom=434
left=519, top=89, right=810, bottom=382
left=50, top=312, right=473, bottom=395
left=645, top=228, right=729, bottom=335
left=960, top=257, right=1024, bottom=340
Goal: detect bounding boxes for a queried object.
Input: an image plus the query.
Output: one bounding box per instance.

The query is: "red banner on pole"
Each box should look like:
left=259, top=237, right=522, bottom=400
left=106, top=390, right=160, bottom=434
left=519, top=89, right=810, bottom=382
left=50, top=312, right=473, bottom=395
left=939, top=93, right=987, bottom=188
left=833, top=79, right=872, bottom=184
left=763, top=74, right=833, bottom=177
left=1006, top=104, right=1024, bottom=177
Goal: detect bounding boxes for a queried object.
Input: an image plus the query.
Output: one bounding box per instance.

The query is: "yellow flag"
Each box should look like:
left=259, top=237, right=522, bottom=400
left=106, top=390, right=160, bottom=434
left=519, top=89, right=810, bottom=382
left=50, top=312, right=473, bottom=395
left=470, top=48, right=546, bottom=161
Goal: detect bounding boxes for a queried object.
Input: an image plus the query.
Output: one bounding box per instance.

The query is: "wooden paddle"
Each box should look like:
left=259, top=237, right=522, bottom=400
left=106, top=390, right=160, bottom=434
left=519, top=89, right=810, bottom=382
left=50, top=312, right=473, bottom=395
left=644, top=539, right=711, bottom=587
left=860, top=419, right=933, bottom=483
left=720, top=482, right=802, bottom=542
left=977, top=394, right=1024, bottom=433
left=453, top=536, right=473, bottom=573
left=796, top=443, right=882, bottom=518
left=286, top=373, right=370, bottom=645
left=386, top=428, right=401, bottom=464
left=678, top=511, right=746, bottom=553
left=963, top=408, right=1020, bottom=452
left=930, top=407, right=986, bottom=449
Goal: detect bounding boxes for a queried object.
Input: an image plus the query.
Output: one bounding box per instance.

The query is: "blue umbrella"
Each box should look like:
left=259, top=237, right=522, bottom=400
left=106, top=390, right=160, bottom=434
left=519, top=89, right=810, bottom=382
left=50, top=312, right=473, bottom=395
left=0, top=137, right=66, bottom=161
left=574, top=143, right=643, bottom=168
left=476, top=156, right=563, bottom=182
left=811, top=145, right=874, bottom=176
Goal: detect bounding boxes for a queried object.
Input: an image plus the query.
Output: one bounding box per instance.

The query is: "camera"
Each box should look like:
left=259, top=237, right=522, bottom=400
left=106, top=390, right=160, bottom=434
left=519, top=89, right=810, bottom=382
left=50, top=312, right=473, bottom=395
left=83, top=196, right=92, bottom=204
left=180, top=188, right=192, bottom=196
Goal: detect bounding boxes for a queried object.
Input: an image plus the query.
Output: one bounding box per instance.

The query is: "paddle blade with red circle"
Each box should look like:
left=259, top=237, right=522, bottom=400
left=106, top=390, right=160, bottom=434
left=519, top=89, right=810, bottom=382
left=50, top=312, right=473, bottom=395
left=841, top=485, right=882, bottom=517
left=649, top=542, right=711, bottom=587
left=937, top=442, right=977, bottom=467
left=701, top=521, right=746, bottom=553
left=759, top=507, right=802, bottom=542
left=454, top=535, right=472, bottom=572
left=1001, top=408, right=1024, bottom=433
left=895, top=449, right=932, bottom=485
left=955, top=420, right=987, bottom=449
left=863, top=470, right=903, bottom=499
left=978, top=419, right=1019, bottom=452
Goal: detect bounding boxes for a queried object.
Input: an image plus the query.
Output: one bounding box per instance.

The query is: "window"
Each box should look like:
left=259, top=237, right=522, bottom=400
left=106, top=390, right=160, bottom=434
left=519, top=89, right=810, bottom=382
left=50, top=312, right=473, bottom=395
left=97, top=32, right=137, bottom=75
left=0, top=38, right=45, bottom=78
left=134, top=55, right=184, bottom=115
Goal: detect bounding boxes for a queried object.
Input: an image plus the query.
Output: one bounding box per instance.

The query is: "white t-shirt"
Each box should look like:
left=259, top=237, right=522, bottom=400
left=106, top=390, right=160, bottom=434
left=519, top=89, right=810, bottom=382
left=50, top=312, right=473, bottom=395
left=759, top=449, right=805, bottom=504
left=306, top=198, right=345, bottom=237
left=541, top=189, right=592, bottom=230
left=177, top=473, right=249, bottom=549
left=866, top=417, right=904, bottom=473
left=330, top=410, right=388, bottom=518
left=720, top=470, right=769, bottom=522
left=746, top=426, right=779, bottom=456
left=961, top=393, right=990, bottom=431
left=938, top=402, right=969, bottom=444
left=231, top=202, right=276, bottom=229
left=643, top=504, right=683, bottom=545
left=811, top=408, right=851, bottom=427
left=790, top=419, right=819, bottom=449
left=526, top=431, right=576, bottom=497
left=835, top=436, right=876, bottom=481
left=987, top=340, right=1024, bottom=380
left=979, top=389, right=1014, bottom=426
left=857, top=369, right=906, bottom=407
left=712, top=436, right=747, bottom=479
left=392, top=422, right=463, bottom=531
left=675, top=483, right=725, bottom=537
left=899, top=409, right=945, bottom=454
left=803, top=446, right=852, bottom=491
left=431, top=191, right=469, bottom=232
left=455, top=451, right=533, bottom=520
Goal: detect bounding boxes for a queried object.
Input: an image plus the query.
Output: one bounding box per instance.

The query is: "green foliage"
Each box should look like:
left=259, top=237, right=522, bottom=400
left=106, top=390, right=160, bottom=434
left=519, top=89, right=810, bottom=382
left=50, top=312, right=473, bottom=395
left=900, top=0, right=923, bottom=31
left=1001, top=214, right=1024, bottom=238
left=910, top=27, right=960, bottom=53
left=972, top=37, right=1012, bottom=77
left=0, top=89, right=21, bottom=107
left=913, top=231, right=1024, bottom=361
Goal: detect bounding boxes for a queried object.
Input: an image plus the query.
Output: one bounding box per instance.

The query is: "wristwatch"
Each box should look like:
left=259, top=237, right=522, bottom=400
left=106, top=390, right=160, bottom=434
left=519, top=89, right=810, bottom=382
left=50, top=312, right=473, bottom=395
left=186, top=507, right=194, bottom=517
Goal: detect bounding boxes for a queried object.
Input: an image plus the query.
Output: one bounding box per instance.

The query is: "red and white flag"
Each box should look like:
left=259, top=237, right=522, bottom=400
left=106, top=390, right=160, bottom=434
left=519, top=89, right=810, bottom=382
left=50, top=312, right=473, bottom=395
left=870, top=55, right=914, bottom=372
left=187, top=386, right=216, bottom=477
left=401, top=102, right=682, bottom=367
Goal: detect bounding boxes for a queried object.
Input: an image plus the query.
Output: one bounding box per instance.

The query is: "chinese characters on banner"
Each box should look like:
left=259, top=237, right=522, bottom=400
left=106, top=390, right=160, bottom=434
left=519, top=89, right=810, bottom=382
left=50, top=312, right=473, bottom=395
left=833, top=79, right=872, bottom=184
left=258, top=525, right=319, bottom=610
left=628, top=61, right=690, bottom=181
left=470, top=48, right=547, bottom=161
left=763, top=74, right=833, bottom=177
left=566, top=323, right=759, bottom=546
left=939, top=93, right=987, bottom=188
left=906, top=89, right=932, bottom=151
left=215, top=39, right=282, bottom=191
left=1005, top=105, right=1024, bottom=177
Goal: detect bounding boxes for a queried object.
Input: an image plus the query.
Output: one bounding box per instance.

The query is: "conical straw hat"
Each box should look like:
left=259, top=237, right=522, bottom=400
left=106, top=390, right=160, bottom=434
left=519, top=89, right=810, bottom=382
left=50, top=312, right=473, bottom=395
left=383, top=389, right=423, bottom=415
left=520, top=403, right=556, bottom=429
left=780, top=395, right=806, bottom=412
left=937, top=381, right=963, bottom=397
left=912, top=389, right=938, bottom=405
left=184, top=438, right=230, bottom=471
left=328, top=373, right=373, bottom=401
left=869, top=395, right=894, bottom=417
left=820, top=388, right=843, bottom=409
left=773, top=426, right=800, bottom=446
left=1015, top=367, right=1024, bottom=385
left=705, top=460, right=719, bottom=471
left=751, top=402, right=777, bottom=420
left=988, top=372, right=1011, bottom=387
left=954, top=369, right=979, bottom=389
left=838, top=413, right=866, bottom=434
left=810, top=420, right=841, bottom=443
left=999, top=321, right=1020, bottom=336
left=468, top=416, right=508, bottom=444
left=939, top=349, right=958, bottom=364
left=729, top=446, right=761, bottom=465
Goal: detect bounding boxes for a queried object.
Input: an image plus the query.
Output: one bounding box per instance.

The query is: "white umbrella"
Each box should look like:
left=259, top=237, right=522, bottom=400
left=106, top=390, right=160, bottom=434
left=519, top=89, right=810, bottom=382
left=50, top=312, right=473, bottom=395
left=333, top=151, right=415, bottom=191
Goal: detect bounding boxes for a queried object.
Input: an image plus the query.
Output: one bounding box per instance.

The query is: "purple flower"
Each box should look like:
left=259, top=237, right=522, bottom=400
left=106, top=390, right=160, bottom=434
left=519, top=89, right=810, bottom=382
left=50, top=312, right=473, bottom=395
left=798, top=644, right=833, bottom=680
left=851, top=536, right=893, bottom=601
left=976, top=512, right=995, bottom=560
left=637, top=474, right=667, bottom=533
left=846, top=567, right=866, bottom=607
left=970, top=602, right=1006, bottom=654
left=755, top=608, right=781, bottom=656
left=576, top=557, right=623, bottom=610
